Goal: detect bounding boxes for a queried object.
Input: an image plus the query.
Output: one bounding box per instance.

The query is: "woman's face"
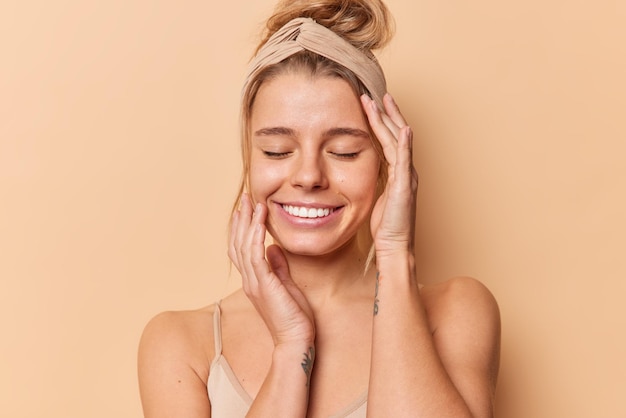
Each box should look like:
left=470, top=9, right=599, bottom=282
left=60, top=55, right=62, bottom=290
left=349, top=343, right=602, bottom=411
left=249, top=73, right=380, bottom=257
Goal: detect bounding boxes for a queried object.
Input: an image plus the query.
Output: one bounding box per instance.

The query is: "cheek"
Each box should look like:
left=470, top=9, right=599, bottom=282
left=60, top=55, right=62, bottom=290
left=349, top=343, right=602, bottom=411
left=360, top=171, right=380, bottom=204
left=339, top=164, right=379, bottom=204
left=249, top=162, right=283, bottom=201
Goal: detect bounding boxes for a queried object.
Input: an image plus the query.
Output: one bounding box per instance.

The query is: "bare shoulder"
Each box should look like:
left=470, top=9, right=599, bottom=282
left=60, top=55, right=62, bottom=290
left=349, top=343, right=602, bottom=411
left=141, top=305, right=216, bottom=340
left=421, top=276, right=501, bottom=411
left=139, top=306, right=216, bottom=367
left=421, top=276, right=500, bottom=335
left=137, top=306, right=216, bottom=417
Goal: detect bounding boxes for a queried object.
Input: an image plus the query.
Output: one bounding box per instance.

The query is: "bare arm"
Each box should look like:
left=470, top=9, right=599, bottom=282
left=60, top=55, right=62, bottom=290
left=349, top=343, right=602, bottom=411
left=245, top=342, right=315, bottom=417
left=426, top=277, right=501, bottom=417
left=230, top=196, right=315, bottom=417
left=138, top=311, right=212, bottom=418
left=369, top=270, right=500, bottom=417
left=362, top=93, right=501, bottom=417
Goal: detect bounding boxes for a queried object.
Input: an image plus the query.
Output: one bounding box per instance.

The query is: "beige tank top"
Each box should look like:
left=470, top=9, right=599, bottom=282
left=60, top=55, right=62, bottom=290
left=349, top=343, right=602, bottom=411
left=208, top=302, right=368, bottom=417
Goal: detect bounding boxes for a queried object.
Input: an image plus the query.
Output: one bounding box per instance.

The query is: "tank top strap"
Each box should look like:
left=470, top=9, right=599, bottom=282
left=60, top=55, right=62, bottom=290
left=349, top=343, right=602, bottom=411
left=212, top=301, right=223, bottom=361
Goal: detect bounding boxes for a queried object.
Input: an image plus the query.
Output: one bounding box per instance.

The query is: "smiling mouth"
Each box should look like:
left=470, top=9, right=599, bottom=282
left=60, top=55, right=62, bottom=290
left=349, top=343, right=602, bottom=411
left=281, top=204, right=336, bottom=219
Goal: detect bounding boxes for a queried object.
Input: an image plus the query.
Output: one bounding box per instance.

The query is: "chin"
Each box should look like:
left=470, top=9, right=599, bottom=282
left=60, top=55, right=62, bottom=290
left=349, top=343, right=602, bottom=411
left=272, top=234, right=358, bottom=259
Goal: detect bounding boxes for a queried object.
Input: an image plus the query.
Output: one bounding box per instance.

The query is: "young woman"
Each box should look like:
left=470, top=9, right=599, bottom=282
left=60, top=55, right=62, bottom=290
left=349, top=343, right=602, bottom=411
left=138, top=1, right=501, bottom=417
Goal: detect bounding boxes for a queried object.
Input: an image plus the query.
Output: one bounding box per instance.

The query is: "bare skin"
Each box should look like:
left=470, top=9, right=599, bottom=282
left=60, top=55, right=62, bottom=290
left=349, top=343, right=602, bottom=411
left=138, top=279, right=498, bottom=417
left=138, top=74, right=500, bottom=417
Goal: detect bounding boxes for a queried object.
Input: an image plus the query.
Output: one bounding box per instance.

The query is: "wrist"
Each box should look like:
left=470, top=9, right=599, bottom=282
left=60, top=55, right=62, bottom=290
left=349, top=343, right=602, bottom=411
left=273, top=340, right=315, bottom=355
left=272, top=342, right=316, bottom=387
left=375, top=252, right=417, bottom=289
left=375, top=250, right=415, bottom=272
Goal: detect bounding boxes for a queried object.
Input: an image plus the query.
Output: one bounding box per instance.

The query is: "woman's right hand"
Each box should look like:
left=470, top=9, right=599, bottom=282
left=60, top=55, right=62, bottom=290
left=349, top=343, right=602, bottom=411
left=229, top=193, right=315, bottom=347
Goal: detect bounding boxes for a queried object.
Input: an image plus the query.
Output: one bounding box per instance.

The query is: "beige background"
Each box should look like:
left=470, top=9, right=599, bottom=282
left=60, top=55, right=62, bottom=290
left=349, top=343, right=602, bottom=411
left=1, top=0, right=625, bottom=417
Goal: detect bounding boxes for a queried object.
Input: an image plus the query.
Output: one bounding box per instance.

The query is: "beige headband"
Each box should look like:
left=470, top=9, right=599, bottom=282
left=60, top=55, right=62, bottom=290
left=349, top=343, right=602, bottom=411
left=243, top=17, right=387, bottom=107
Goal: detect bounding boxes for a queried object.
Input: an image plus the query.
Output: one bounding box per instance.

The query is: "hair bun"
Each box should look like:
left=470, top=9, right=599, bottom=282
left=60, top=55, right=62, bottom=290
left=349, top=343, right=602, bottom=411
left=262, top=0, right=394, bottom=52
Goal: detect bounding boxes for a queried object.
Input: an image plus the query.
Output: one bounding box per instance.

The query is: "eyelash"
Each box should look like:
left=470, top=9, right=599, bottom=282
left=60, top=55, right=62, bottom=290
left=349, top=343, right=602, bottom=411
left=331, top=152, right=359, bottom=159
left=262, top=151, right=359, bottom=159
left=263, top=151, right=291, bottom=158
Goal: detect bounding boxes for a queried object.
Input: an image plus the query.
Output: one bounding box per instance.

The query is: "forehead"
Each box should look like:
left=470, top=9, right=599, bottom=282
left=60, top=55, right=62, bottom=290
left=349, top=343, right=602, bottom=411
left=250, top=73, right=367, bottom=131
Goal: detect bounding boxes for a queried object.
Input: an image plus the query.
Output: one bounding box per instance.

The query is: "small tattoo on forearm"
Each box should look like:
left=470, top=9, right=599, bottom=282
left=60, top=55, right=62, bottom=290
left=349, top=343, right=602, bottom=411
left=373, top=271, right=380, bottom=316
left=301, top=347, right=315, bottom=387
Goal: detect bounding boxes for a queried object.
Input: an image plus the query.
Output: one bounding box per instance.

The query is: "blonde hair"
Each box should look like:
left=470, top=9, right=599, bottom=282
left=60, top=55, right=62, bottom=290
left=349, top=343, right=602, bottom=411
left=232, top=0, right=394, bottom=261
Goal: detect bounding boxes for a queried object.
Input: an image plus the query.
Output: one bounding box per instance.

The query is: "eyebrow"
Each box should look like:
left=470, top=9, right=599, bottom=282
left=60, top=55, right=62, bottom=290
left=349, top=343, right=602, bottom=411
left=253, top=126, right=370, bottom=139
left=254, top=127, right=296, bottom=137
left=323, top=127, right=370, bottom=139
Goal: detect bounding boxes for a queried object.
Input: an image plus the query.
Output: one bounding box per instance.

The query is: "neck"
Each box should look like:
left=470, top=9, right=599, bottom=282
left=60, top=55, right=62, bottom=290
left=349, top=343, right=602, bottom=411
left=280, top=239, right=376, bottom=309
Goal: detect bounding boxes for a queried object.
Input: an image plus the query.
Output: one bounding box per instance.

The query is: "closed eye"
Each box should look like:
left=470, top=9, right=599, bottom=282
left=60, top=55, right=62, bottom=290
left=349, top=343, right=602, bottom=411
left=331, top=152, right=359, bottom=159
left=263, top=150, right=291, bottom=158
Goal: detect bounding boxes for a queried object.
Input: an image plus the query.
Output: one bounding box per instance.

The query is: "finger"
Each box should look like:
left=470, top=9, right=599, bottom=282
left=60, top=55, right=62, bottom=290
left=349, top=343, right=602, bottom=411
left=228, top=210, right=240, bottom=266
left=394, top=126, right=414, bottom=191
left=266, top=244, right=310, bottom=316
left=373, top=94, right=408, bottom=140
left=398, top=127, right=419, bottom=236
left=237, top=195, right=259, bottom=291
left=235, top=194, right=253, bottom=261
left=378, top=94, right=410, bottom=145
left=383, top=126, right=414, bottom=204
left=242, top=203, right=269, bottom=290
left=403, top=126, right=419, bottom=194
left=396, top=129, right=418, bottom=242
left=361, top=94, right=398, bottom=166
left=230, top=194, right=254, bottom=279
left=249, top=220, right=272, bottom=280
left=266, top=244, right=291, bottom=283
left=383, top=93, right=408, bottom=130
left=380, top=112, right=402, bottom=140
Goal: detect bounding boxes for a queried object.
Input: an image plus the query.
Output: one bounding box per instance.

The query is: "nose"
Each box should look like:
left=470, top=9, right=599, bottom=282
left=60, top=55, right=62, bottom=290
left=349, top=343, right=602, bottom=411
left=291, top=151, right=328, bottom=190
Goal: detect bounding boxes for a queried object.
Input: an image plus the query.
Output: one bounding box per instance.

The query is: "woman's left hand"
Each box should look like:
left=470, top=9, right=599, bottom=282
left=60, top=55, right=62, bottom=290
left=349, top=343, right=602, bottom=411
left=361, top=93, right=418, bottom=258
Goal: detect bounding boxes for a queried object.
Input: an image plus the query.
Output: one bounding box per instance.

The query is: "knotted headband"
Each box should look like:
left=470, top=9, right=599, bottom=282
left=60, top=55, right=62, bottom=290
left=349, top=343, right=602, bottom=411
left=242, top=17, right=387, bottom=107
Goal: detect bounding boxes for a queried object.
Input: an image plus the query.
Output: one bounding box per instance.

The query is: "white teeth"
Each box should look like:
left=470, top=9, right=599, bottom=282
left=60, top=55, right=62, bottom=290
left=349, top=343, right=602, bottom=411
left=283, top=205, right=333, bottom=219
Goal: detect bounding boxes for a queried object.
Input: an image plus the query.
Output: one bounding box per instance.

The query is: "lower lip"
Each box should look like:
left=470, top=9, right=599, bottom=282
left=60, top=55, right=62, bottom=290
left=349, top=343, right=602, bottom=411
left=274, top=203, right=343, bottom=228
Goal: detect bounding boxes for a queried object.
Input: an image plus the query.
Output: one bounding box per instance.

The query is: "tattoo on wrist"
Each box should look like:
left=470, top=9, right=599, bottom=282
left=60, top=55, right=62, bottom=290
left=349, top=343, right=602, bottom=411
left=301, top=347, right=315, bottom=387
left=373, top=271, right=380, bottom=316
